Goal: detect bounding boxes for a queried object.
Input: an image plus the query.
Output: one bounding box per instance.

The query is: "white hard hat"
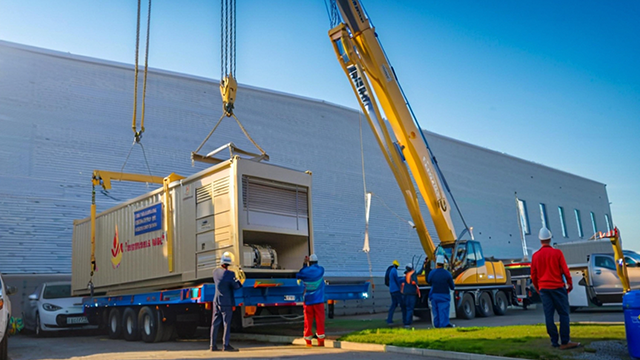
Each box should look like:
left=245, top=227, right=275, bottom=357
left=221, top=252, right=232, bottom=265
left=539, top=227, right=552, bottom=241
left=436, top=255, right=445, bottom=264
left=405, top=263, right=413, bottom=270
left=309, top=254, right=318, bottom=262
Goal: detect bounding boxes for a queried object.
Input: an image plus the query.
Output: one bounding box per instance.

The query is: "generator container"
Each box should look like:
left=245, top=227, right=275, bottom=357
left=72, top=157, right=313, bottom=296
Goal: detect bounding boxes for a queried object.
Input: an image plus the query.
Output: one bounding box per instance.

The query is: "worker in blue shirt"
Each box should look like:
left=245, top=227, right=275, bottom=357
left=386, top=260, right=404, bottom=325
left=297, top=254, right=326, bottom=346
left=427, top=254, right=455, bottom=328
left=210, top=252, right=242, bottom=352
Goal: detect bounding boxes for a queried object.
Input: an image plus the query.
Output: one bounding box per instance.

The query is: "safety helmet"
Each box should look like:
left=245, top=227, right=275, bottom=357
left=221, top=252, right=233, bottom=265
left=539, top=227, right=552, bottom=241
left=392, top=260, right=400, bottom=267
left=405, top=263, right=413, bottom=270
left=436, top=255, right=445, bottom=265
left=309, top=254, right=318, bottom=262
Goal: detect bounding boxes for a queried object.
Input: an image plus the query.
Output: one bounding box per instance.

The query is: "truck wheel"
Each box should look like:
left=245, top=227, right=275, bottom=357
left=476, top=292, right=493, bottom=317
left=108, top=309, right=123, bottom=339
left=139, top=306, right=164, bottom=343
left=122, top=308, right=140, bottom=341
left=493, top=291, right=508, bottom=316
left=457, top=293, right=476, bottom=319
left=161, top=324, right=176, bottom=342
left=175, top=321, right=198, bottom=339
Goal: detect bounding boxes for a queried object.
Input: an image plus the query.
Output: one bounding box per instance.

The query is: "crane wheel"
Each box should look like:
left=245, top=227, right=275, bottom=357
left=493, top=291, right=508, bottom=315
left=476, top=292, right=493, bottom=317
left=457, top=293, right=476, bottom=319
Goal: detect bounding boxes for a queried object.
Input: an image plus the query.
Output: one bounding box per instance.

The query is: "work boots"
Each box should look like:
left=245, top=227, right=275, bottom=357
left=559, top=342, right=581, bottom=350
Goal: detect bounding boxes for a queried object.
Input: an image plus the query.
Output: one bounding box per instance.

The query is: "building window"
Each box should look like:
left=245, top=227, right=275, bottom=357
left=590, top=212, right=598, bottom=234
left=558, top=206, right=568, bottom=238
left=605, top=214, right=612, bottom=232
left=517, top=199, right=531, bottom=235
left=575, top=209, right=583, bottom=238
left=539, top=203, right=549, bottom=229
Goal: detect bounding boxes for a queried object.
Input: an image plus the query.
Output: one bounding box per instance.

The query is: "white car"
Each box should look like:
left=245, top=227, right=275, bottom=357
left=1, top=272, right=16, bottom=360
left=23, top=282, right=93, bottom=336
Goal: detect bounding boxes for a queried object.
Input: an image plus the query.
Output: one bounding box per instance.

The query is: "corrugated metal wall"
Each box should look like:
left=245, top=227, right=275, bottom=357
left=0, top=41, right=613, bottom=276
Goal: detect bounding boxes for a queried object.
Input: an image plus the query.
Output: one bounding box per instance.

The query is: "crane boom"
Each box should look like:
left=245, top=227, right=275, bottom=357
left=329, top=0, right=457, bottom=259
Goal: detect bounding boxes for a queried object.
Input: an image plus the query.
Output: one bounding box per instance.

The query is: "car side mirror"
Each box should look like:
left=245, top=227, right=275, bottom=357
left=28, top=293, right=38, bottom=301
left=6, top=285, right=17, bottom=296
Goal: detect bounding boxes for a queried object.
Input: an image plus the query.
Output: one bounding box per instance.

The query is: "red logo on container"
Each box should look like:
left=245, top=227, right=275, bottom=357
left=111, top=225, right=123, bottom=268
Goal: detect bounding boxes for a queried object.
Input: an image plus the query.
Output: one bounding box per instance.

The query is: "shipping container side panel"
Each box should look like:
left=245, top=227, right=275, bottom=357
left=176, top=180, right=197, bottom=282
left=92, top=193, right=172, bottom=288
left=71, top=221, right=92, bottom=295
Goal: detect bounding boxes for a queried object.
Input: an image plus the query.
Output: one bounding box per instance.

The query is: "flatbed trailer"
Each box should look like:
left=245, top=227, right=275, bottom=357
left=83, top=278, right=368, bottom=342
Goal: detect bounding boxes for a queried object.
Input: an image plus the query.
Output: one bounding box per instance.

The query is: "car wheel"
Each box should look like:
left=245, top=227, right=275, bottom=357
left=107, top=308, right=122, bottom=339
left=476, top=292, right=493, bottom=317
left=138, top=306, right=164, bottom=343
left=457, top=293, right=476, bottom=319
left=493, top=291, right=508, bottom=316
left=122, top=308, right=140, bottom=341
left=35, top=313, right=44, bottom=337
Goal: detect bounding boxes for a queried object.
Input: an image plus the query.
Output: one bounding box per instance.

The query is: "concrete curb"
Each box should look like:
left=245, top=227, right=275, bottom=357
left=232, top=333, right=520, bottom=359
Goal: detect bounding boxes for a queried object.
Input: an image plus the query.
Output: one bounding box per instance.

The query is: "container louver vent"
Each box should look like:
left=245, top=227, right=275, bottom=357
left=196, top=183, right=212, bottom=203
left=242, top=176, right=308, bottom=217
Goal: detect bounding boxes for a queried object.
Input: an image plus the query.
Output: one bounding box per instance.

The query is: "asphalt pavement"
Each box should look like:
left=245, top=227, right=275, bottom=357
left=6, top=306, right=624, bottom=360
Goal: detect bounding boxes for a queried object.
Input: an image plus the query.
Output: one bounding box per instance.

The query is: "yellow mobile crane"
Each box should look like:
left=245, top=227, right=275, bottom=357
left=327, top=0, right=513, bottom=319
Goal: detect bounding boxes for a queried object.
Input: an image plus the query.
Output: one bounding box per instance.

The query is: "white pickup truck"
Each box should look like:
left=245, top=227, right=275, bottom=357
left=556, top=240, right=640, bottom=311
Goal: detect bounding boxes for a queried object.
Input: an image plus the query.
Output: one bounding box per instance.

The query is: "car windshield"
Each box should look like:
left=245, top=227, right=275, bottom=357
left=624, top=251, right=640, bottom=263
left=43, top=284, right=71, bottom=299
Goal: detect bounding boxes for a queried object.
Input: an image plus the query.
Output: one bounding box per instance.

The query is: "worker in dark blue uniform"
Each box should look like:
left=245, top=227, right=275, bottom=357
left=427, top=254, right=455, bottom=328
left=210, top=252, right=242, bottom=352
left=386, top=260, right=403, bottom=325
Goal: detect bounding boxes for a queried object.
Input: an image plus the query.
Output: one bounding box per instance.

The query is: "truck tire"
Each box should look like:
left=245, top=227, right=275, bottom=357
left=108, top=309, right=123, bottom=339
left=476, top=292, right=493, bottom=317
left=122, top=307, right=140, bottom=341
left=457, top=293, right=476, bottom=319
left=175, top=321, right=198, bottom=339
left=493, top=291, right=508, bottom=316
left=161, top=324, right=176, bottom=342
left=139, top=306, right=164, bottom=343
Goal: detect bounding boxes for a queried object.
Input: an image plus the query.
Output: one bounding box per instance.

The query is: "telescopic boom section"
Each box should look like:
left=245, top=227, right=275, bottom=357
left=330, top=0, right=457, bottom=249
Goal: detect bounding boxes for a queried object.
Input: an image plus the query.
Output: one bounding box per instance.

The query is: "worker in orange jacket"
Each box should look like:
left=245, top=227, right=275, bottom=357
left=401, top=263, right=421, bottom=328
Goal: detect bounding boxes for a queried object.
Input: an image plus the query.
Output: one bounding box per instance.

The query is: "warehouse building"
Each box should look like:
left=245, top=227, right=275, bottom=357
left=0, top=40, right=613, bottom=279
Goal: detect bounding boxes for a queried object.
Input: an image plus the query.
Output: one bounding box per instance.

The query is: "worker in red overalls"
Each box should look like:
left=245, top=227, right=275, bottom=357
left=297, top=254, right=326, bottom=347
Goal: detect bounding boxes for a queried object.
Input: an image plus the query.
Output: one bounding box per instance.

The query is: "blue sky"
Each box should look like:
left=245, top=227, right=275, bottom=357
left=1, top=0, right=639, bottom=250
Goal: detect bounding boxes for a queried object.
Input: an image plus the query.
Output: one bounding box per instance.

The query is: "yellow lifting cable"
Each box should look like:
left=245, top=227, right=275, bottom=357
left=192, top=0, right=268, bottom=165
left=132, top=0, right=152, bottom=143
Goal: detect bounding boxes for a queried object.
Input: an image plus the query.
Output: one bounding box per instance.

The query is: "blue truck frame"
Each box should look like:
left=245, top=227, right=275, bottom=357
left=83, top=278, right=369, bottom=342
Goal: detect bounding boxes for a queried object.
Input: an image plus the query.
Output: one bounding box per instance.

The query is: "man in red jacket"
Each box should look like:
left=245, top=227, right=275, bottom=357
left=531, top=227, right=580, bottom=350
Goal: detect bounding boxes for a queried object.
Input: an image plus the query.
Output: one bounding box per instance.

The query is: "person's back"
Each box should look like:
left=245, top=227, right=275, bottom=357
left=428, top=268, right=454, bottom=295
left=297, top=263, right=325, bottom=305
left=213, top=267, right=239, bottom=306
left=531, top=246, right=569, bottom=290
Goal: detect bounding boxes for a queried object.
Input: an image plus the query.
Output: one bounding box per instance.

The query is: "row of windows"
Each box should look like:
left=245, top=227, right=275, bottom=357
left=517, top=199, right=612, bottom=239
